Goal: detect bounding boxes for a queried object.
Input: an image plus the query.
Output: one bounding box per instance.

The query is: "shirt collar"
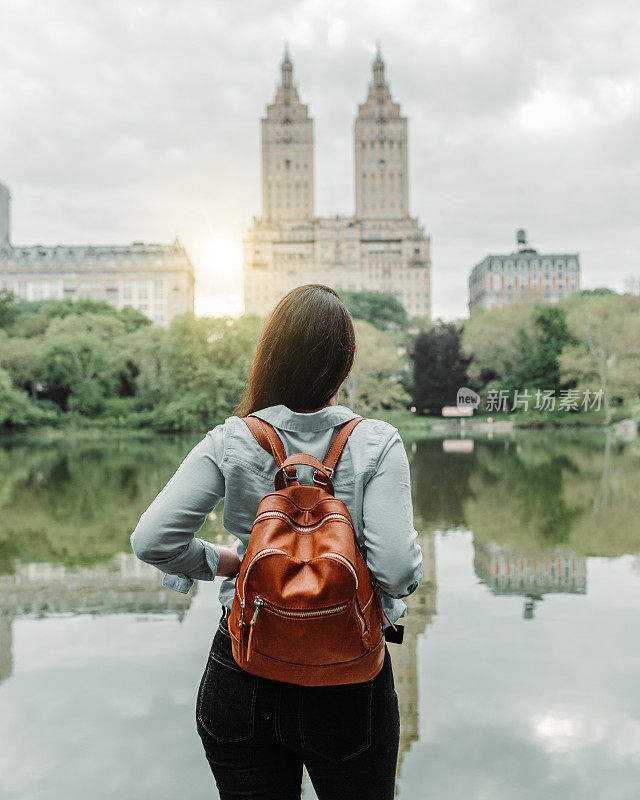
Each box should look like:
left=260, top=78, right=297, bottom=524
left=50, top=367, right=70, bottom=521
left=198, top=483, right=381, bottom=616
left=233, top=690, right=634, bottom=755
left=248, top=404, right=359, bottom=432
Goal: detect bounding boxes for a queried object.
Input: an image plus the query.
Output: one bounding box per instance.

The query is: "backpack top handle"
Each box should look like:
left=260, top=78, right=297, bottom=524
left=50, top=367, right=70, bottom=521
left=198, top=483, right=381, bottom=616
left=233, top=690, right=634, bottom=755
left=273, top=453, right=334, bottom=493
left=242, top=414, right=364, bottom=490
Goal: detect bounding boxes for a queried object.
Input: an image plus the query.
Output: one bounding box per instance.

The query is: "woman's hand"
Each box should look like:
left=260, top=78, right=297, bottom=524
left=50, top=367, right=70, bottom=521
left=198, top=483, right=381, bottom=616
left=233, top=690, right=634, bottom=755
left=216, top=539, right=242, bottom=578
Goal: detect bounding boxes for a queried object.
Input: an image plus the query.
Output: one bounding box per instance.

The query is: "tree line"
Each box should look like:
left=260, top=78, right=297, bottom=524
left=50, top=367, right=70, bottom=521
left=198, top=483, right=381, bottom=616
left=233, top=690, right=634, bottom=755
left=0, top=287, right=638, bottom=431
left=411, top=289, right=640, bottom=423
left=0, top=290, right=411, bottom=431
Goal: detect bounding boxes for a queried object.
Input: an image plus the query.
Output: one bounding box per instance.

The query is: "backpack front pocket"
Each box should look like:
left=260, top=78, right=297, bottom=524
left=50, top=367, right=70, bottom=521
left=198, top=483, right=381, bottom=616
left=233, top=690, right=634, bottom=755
left=244, top=596, right=368, bottom=665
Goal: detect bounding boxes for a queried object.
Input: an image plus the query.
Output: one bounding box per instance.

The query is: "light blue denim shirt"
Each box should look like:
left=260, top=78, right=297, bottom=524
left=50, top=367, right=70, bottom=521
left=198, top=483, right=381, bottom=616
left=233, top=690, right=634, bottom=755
left=130, top=404, right=423, bottom=624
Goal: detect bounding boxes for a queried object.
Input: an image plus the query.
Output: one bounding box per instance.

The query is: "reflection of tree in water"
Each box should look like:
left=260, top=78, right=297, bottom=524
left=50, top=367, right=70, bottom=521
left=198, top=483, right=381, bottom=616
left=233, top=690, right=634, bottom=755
left=464, top=435, right=640, bottom=556
left=409, top=439, right=477, bottom=532
left=475, top=439, right=581, bottom=545
left=408, top=436, right=588, bottom=544
left=0, top=435, right=229, bottom=573
left=461, top=434, right=640, bottom=620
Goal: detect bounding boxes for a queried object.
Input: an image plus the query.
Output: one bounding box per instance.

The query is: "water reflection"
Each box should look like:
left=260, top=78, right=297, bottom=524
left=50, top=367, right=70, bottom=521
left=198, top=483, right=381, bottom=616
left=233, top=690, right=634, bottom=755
left=0, top=555, right=192, bottom=686
left=390, top=531, right=437, bottom=774
left=473, top=542, right=587, bottom=619
left=411, top=432, right=640, bottom=556
left=0, top=431, right=639, bottom=799
left=0, top=435, right=228, bottom=574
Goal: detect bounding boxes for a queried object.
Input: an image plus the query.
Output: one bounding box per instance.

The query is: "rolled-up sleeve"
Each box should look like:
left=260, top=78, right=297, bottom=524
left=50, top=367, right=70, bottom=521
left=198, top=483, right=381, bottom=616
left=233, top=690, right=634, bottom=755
left=130, top=424, right=225, bottom=593
left=361, top=430, right=423, bottom=600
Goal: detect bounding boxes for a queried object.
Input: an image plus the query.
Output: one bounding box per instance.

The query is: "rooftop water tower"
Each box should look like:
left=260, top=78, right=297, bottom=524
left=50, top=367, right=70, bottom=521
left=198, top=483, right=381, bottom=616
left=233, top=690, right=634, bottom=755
left=516, top=228, right=527, bottom=251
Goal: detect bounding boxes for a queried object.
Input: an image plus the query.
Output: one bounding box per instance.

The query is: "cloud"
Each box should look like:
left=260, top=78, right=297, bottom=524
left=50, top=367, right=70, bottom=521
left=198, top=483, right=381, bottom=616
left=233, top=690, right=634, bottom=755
left=0, top=0, right=638, bottom=318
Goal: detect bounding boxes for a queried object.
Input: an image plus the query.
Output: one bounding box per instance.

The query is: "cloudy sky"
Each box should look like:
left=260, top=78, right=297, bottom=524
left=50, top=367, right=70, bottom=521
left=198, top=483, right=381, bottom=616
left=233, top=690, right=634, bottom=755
left=1, top=0, right=638, bottom=319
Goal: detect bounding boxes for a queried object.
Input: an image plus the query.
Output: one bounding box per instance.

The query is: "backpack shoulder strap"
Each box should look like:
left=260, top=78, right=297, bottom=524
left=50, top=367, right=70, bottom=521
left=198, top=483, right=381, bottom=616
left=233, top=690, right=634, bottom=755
left=242, top=416, right=287, bottom=468
left=322, top=416, right=364, bottom=474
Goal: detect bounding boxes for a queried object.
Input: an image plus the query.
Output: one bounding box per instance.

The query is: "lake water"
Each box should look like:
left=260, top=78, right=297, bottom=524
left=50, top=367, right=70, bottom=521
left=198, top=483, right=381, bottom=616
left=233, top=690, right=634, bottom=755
left=1, top=431, right=639, bottom=799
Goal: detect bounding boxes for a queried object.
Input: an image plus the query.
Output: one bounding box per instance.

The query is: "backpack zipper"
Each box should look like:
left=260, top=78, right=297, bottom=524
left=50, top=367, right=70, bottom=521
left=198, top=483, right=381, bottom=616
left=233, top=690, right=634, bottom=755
left=254, top=595, right=348, bottom=619
left=241, top=549, right=359, bottom=604
left=353, top=600, right=367, bottom=635
left=253, top=510, right=354, bottom=534
left=246, top=595, right=355, bottom=660
left=240, top=548, right=288, bottom=623
left=318, top=553, right=359, bottom=589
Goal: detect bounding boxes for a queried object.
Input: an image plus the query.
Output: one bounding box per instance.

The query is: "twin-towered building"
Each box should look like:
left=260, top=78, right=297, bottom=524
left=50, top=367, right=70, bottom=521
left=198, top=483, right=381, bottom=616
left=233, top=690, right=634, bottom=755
left=243, top=47, right=432, bottom=320
left=2, top=48, right=582, bottom=323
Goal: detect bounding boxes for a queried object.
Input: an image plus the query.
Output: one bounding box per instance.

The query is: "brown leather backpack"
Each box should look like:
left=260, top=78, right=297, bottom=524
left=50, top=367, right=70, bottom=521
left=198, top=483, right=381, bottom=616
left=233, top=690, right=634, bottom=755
left=229, top=415, right=386, bottom=686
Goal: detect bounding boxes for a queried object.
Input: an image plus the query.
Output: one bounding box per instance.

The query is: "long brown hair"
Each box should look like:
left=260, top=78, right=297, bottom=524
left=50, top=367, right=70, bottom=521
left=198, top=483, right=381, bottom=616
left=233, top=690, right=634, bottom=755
left=234, top=284, right=356, bottom=416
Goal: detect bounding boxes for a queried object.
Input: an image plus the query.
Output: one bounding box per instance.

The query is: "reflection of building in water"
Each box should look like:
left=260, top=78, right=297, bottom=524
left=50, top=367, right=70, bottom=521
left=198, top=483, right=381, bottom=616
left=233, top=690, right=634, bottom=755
left=474, top=540, right=587, bottom=619
left=0, top=553, right=193, bottom=686
left=389, top=531, right=437, bottom=782
left=0, top=613, right=11, bottom=688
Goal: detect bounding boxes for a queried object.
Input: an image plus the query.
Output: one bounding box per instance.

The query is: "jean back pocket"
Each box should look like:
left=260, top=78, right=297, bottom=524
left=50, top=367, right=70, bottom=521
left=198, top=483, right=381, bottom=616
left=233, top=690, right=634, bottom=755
left=300, top=681, right=373, bottom=761
left=196, top=655, right=258, bottom=743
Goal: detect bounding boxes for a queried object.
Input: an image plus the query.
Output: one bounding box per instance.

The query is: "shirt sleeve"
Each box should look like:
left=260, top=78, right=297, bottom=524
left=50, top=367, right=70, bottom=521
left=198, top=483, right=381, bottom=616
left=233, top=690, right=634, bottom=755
left=129, top=424, right=226, bottom=594
left=361, top=429, right=423, bottom=600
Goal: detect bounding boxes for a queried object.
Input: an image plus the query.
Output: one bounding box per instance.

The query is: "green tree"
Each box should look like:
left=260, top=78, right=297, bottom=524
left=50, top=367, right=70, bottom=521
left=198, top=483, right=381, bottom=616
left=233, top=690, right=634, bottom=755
left=340, top=290, right=408, bottom=331
left=0, top=335, right=44, bottom=396
left=146, top=313, right=263, bottom=431
left=462, top=306, right=535, bottom=388
left=0, top=291, right=19, bottom=329
left=118, top=305, right=153, bottom=333
left=410, top=321, right=471, bottom=414
left=342, top=319, right=410, bottom=412
left=508, top=305, right=571, bottom=393
left=0, top=367, right=55, bottom=429
left=38, top=313, right=127, bottom=414
left=5, top=309, right=53, bottom=338
left=579, top=288, right=617, bottom=297
left=7, top=297, right=143, bottom=338
left=123, top=324, right=171, bottom=405
left=560, top=294, right=640, bottom=422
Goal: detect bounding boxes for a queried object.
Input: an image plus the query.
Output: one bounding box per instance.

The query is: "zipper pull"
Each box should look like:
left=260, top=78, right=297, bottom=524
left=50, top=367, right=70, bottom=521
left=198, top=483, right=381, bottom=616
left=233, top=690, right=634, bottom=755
left=247, top=596, right=263, bottom=661
left=238, top=599, right=246, bottom=661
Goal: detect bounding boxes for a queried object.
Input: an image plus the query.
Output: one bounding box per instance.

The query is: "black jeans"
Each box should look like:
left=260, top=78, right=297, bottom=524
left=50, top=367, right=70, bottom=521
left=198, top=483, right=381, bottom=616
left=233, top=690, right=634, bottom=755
left=196, top=609, right=400, bottom=800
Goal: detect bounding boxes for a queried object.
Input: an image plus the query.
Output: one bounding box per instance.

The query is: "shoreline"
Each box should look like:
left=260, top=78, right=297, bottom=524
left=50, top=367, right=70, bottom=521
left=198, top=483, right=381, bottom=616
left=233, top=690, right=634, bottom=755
left=2, top=412, right=633, bottom=444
